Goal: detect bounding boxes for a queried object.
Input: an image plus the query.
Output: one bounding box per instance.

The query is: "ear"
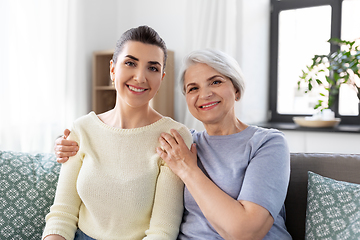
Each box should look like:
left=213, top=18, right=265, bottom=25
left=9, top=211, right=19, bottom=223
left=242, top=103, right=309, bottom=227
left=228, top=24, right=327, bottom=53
left=110, top=60, right=116, bottom=81
left=235, top=90, right=241, bottom=101
left=161, top=72, right=166, bottom=82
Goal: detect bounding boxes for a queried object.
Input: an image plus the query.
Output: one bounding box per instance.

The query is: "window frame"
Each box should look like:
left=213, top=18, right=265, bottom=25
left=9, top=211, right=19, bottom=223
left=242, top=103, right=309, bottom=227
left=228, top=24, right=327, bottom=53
left=269, top=0, right=360, bottom=124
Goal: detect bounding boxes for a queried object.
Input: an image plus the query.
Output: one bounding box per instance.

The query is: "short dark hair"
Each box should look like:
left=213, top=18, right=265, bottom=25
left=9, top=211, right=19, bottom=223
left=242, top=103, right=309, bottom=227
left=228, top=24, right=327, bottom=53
left=112, top=26, right=167, bottom=72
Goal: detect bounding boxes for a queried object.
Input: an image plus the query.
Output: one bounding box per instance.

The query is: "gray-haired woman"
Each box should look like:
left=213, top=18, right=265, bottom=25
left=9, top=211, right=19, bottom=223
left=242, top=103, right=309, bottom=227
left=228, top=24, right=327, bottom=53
left=56, top=49, right=292, bottom=239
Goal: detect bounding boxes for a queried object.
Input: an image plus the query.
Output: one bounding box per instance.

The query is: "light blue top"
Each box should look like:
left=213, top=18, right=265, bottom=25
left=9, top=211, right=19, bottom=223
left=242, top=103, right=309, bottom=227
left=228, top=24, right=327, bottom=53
left=178, top=125, right=292, bottom=240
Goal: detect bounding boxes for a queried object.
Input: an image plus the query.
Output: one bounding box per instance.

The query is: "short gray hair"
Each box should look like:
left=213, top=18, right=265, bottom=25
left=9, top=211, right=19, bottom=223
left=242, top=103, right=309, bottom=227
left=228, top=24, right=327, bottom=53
left=180, top=49, right=245, bottom=99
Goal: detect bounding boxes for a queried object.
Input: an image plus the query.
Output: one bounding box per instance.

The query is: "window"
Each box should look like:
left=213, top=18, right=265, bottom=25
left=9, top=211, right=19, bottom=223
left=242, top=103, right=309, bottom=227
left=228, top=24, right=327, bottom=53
left=269, top=0, right=360, bottom=124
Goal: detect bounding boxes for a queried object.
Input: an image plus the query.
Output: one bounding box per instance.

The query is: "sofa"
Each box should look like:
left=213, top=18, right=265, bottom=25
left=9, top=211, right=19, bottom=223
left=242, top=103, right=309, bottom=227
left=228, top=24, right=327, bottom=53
left=1, top=150, right=360, bottom=240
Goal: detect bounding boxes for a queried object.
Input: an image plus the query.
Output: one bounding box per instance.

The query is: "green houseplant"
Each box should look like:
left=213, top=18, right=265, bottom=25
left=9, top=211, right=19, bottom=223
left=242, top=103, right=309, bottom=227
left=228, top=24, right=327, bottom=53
left=298, top=37, right=360, bottom=111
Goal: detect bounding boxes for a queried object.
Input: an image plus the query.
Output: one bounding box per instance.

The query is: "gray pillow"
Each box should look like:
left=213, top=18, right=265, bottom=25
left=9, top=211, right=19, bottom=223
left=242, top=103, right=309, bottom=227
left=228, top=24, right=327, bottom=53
left=305, top=171, right=360, bottom=239
left=0, top=151, right=60, bottom=240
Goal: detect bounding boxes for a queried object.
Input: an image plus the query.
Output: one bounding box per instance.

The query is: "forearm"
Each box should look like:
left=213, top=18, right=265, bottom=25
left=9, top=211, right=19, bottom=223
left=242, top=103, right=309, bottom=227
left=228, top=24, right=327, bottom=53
left=145, top=165, right=184, bottom=239
left=43, top=147, right=82, bottom=239
left=181, top=167, right=272, bottom=240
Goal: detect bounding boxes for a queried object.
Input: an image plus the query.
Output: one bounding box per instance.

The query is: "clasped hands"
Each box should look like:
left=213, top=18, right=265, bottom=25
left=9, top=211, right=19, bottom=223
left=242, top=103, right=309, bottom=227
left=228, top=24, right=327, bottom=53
left=156, top=129, right=197, bottom=180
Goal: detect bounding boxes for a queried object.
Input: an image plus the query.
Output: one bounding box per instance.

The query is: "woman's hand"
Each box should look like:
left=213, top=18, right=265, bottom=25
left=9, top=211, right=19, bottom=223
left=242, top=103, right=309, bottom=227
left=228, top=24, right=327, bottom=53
left=54, top=129, right=79, bottom=163
left=156, top=129, right=197, bottom=180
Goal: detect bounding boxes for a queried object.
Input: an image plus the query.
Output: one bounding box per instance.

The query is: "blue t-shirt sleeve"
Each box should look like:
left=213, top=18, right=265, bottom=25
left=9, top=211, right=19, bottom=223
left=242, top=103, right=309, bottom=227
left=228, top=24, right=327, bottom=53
left=238, top=130, right=290, bottom=219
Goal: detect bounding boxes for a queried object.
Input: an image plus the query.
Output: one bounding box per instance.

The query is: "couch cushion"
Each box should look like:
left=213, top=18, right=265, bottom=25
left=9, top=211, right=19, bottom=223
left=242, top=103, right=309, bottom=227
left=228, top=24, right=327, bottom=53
left=305, top=171, right=360, bottom=239
left=286, top=153, right=360, bottom=240
left=0, top=151, right=60, bottom=240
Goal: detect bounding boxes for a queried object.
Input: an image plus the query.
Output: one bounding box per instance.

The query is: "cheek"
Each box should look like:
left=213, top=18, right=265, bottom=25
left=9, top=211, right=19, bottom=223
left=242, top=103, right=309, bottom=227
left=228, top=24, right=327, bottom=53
left=151, top=77, right=162, bottom=91
left=185, top=95, right=196, bottom=109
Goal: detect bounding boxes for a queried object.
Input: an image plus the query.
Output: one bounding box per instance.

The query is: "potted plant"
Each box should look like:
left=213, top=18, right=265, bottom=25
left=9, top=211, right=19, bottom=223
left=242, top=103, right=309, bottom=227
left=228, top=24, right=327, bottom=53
left=298, top=37, right=360, bottom=112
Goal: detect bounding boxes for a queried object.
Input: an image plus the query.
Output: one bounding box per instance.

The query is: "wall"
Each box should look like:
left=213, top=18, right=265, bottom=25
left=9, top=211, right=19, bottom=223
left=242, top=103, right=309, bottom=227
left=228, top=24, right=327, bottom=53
left=283, top=131, right=360, bottom=154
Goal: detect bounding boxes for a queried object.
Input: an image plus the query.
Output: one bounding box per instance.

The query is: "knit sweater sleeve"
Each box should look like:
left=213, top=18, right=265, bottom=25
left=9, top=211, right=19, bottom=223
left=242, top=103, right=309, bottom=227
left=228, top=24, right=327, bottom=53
left=42, top=129, right=83, bottom=240
left=144, top=125, right=193, bottom=240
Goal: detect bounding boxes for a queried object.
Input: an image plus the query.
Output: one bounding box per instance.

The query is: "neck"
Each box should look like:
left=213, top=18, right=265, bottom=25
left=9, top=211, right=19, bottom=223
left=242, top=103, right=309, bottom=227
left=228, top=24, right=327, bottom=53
left=203, top=118, right=248, bottom=136
left=99, top=102, right=162, bottom=129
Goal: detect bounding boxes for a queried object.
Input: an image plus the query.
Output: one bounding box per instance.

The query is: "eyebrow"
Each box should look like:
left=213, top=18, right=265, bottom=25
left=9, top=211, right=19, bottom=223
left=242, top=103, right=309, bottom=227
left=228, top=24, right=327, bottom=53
left=125, top=55, right=162, bottom=66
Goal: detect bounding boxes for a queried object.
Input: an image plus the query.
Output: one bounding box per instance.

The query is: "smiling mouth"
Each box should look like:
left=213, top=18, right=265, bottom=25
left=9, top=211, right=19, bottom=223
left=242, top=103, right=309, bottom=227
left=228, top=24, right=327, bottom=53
left=127, top=85, right=147, bottom=92
left=199, top=102, right=220, bottom=108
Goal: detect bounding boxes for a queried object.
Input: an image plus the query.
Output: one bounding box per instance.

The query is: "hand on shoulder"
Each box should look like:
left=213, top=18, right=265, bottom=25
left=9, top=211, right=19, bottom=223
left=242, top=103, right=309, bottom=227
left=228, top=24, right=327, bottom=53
left=54, top=129, right=79, bottom=163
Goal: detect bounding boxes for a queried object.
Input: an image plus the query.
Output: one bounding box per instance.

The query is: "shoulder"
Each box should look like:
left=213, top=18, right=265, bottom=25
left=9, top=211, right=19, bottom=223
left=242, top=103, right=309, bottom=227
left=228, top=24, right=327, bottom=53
left=162, top=117, right=193, bottom=146
left=249, top=125, right=287, bottom=144
left=69, top=112, right=96, bottom=140
left=72, top=112, right=96, bottom=127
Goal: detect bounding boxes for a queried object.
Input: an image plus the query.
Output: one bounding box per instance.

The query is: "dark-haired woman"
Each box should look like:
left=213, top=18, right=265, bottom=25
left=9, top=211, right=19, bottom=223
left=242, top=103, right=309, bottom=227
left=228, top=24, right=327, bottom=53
left=42, top=26, right=192, bottom=240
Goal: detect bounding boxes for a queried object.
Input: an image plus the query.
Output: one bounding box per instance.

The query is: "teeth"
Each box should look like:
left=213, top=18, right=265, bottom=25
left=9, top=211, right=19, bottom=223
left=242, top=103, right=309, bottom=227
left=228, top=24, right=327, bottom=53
left=201, top=102, right=218, bottom=108
left=128, top=86, right=146, bottom=92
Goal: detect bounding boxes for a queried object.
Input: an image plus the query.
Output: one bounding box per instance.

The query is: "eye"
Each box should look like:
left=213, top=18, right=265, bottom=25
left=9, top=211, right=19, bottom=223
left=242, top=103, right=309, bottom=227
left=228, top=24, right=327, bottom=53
left=187, top=87, right=198, bottom=93
left=212, top=79, right=222, bottom=85
left=125, top=61, right=135, bottom=67
left=149, top=66, right=159, bottom=72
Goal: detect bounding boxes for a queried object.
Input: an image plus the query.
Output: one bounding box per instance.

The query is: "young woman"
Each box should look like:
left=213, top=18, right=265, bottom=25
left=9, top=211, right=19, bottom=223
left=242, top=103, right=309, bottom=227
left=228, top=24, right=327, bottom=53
left=55, top=49, right=292, bottom=239
left=42, top=26, right=193, bottom=240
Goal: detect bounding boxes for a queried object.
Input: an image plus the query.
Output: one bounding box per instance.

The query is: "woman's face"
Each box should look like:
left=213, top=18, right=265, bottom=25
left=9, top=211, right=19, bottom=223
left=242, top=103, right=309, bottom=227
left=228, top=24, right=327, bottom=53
left=110, top=41, right=165, bottom=109
left=184, top=63, right=240, bottom=125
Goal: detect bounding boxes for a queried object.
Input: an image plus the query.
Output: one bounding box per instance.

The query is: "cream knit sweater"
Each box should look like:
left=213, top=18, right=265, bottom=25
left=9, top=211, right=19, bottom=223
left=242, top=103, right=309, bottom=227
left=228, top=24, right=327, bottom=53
left=42, top=112, right=192, bottom=240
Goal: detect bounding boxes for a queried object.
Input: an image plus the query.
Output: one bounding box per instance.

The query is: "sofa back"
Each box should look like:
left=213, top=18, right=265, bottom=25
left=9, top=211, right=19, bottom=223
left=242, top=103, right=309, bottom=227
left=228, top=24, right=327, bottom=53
left=286, top=152, right=360, bottom=240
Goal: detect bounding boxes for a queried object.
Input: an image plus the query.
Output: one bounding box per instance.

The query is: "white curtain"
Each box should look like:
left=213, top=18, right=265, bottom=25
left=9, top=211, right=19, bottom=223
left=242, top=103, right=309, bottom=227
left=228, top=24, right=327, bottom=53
left=181, top=0, right=238, bottom=131
left=0, top=0, right=83, bottom=153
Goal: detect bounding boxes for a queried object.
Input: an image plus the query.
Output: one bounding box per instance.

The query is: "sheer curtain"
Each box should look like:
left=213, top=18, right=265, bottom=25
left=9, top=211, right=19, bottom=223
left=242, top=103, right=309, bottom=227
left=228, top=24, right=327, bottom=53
left=0, top=0, right=75, bottom=153
left=181, top=0, right=238, bottom=131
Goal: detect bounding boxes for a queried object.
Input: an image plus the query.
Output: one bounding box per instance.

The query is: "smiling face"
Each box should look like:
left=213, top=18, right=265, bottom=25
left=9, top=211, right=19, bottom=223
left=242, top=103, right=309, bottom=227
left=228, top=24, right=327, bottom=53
left=184, top=63, right=240, bottom=126
left=110, top=41, right=165, bottom=110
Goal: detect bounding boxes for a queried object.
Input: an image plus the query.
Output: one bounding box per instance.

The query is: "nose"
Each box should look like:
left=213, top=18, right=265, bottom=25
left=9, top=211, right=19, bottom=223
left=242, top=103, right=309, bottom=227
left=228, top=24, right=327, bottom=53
left=199, top=87, right=213, bottom=99
left=133, top=68, right=146, bottom=83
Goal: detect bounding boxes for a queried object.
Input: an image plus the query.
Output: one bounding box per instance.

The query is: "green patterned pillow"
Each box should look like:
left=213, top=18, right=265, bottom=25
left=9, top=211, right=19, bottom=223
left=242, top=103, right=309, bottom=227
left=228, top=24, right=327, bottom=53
left=0, top=150, right=60, bottom=240
left=305, top=171, right=360, bottom=240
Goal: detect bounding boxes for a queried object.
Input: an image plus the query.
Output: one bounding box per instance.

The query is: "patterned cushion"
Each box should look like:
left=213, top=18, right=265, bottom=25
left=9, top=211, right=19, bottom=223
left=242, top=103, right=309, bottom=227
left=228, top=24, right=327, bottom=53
left=305, top=171, right=360, bottom=240
left=0, top=151, right=60, bottom=240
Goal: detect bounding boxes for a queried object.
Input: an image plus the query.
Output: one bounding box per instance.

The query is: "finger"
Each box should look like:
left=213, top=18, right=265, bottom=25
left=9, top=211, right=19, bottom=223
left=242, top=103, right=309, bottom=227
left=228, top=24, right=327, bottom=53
left=54, top=145, right=79, bottom=153
left=160, top=132, right=178, bottom=146
left=190, top=143, right=197, bottom=155
left=63, top=129, right=71, bottom=139
left=55, top=151, right=77, bottom=158
left=156, top=147, right=167, bottom=159
left=56, top=157, right=69, bottom=164
left=159, top=136, right=173, bottom=153
left=170, top=129, right=187, bottom=147
left=59, top=139, right=78, bottom=146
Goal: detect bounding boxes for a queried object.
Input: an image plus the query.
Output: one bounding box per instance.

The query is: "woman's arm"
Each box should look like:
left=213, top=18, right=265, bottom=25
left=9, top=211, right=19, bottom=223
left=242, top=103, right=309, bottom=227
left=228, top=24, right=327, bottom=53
left=54, top=129, right=79, bottom=163
left=157, top=129, right=274, bottom=240
left=43, top=132, right=83, bottom=240
left=145, top=128, right=193, bottom=239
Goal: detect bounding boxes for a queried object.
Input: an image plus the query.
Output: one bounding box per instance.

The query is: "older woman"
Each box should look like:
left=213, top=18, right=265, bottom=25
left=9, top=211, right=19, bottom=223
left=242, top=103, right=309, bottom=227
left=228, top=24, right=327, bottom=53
left=156, top=49, right=291, bottom=240
left=55, top=49, right=291, bottom=240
